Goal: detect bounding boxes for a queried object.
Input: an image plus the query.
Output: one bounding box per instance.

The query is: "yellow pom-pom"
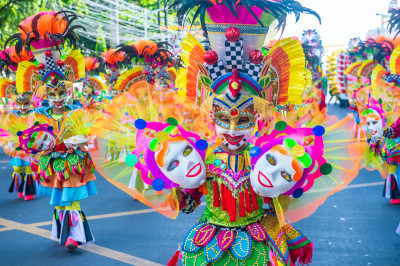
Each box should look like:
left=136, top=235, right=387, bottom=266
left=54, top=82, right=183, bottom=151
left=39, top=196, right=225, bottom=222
left=292, top=145, right=305, bottom=157
left=155, top=131, right=168, bottom=142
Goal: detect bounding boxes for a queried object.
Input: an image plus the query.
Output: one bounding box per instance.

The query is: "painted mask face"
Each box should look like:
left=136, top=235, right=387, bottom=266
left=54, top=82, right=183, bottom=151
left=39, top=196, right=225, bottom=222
left=47, top=86, right=68, bottom=109
left=366, top=110, right=384, bottom=139
left=250, top=145, right=303, bottom=198
left=155, top=141, right=206, bottom=189
left=29, top=131, right=56, bottom=151
left=15, top=95, right=31, bottom=114
left=214, top=113, right=255, bottom=151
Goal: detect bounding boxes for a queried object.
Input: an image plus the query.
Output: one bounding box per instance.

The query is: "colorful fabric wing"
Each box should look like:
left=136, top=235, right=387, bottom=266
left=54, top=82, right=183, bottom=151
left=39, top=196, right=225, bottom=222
left=89, top=93, right=180, bottom=218
left=0, top=79, right=14, bottom=98
left=284, top=114, right=367, bottom=223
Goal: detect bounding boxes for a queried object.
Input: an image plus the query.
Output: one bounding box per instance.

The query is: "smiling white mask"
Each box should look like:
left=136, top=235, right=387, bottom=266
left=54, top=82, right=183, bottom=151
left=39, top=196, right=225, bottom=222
left=250, top=146, right=302, bottom=198
left=155, top=141, right=206, bottom=189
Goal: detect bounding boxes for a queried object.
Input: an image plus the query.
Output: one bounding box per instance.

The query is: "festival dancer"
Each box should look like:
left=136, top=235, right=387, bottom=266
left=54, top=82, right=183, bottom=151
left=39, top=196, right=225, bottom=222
left=91, top=1, right=366, bottom=265
left=6, top=11, right=96, bottom=249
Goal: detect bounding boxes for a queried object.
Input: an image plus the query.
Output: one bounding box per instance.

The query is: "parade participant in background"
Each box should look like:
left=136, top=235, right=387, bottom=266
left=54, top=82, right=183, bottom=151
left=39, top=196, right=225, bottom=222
left=7, top=10, right=96, bottom=250
left=0, top=46, right=38, bottom=200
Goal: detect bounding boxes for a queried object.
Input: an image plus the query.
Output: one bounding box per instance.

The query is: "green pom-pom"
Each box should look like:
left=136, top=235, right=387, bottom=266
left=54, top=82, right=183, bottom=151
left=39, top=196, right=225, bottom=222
left=34, top=121, right=39, bottom=126
left=379, top=98, right=382, bottom=104
left=125, top=154, right=138, bottom=167
left=299, top=153, right=312, bottom=168
left=320, top=163, right=333, bottom=175
left=167, top=117, right=178, bottom=126
left=275, top=121, right=287, bottom=131
left=283, top=138, right=297, bottom=148
left=149, top=139, right=160, bottom=152
left=15, top=147, right=22, bottom=151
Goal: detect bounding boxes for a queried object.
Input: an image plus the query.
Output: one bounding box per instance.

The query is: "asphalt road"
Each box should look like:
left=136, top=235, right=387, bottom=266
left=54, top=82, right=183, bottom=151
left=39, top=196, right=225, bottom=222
left=0, top=103, right=399, bottom=266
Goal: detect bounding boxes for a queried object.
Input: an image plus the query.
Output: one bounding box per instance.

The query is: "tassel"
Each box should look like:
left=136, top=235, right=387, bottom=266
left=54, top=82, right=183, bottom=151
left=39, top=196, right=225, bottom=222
left=69, top=213, right=72, bottom=227
left=289, top=242, right=314, bottom=265
left=213, top=180, right=220, bottom=207
left=166, top=249, right=180, bottom=266
left=273, top=197, right=285, bottom=228
left=250, top=186, right=259, bottom=210
left=28, top=175, right=31, bottom=186
left=221, top=183, right=226, bottom=211
left=230, top=192, right=236, bottom=222
left=245, top=188, right=252, bottom=213
left=239, top=191, right=245, bottom=217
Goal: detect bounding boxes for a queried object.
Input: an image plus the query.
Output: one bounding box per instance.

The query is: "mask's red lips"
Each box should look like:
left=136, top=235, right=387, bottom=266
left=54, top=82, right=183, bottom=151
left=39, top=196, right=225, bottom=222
left=223, top=134, right=244, bottom=145
left=49, top=140, right=55, bottom=149
left=371, top=130, right=377, bottom=135
left=186, top=163, right=202, bottom=177
left=258, top=171, right=273, bottom=188
left=54, top=100, right=64, bottom=107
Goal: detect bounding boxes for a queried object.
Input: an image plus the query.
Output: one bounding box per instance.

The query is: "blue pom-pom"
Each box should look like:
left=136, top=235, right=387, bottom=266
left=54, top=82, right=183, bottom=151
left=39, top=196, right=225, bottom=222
left=48, top=126, right=53, bottom=131
left=255, top=131, right=260, bottom=138
left=249, top=146, right=261, bottom=157
left=196, top=139, right=208, bottom=150
left=125, top=112, right=129, bottom=116
left=134, top=119, right=147, bottom=129
left=293, top=188, right=303, bottom=199
left=152, top=179, right=165, bottom=191
left=17, top=131, right=23, bottom=136
left=312, top=125, right=325, bottom=136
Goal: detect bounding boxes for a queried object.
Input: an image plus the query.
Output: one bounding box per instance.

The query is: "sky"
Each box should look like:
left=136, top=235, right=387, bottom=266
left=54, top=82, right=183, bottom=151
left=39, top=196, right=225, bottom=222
left=280, top=0, right=392, bottom=56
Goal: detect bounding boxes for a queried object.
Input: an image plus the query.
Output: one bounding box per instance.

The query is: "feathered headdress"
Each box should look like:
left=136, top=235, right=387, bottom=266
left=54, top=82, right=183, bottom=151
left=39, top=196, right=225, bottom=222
left=12, top=11, right=85, bottom=97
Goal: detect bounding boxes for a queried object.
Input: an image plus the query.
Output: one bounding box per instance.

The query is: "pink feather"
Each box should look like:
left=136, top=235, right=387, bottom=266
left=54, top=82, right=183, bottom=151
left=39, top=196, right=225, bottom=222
left=206, top=5, right=264, bottom=25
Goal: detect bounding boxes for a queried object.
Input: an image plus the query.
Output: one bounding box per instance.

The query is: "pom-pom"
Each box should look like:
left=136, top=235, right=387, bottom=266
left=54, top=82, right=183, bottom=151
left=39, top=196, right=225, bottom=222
left=293, top=188, right=303, bottom=198
left=34, top=121, right=39, bottom=126
left=11, top=81, right=16, bottom=86
left=196, top=139, right=208, bottom=150
left=16, top=147, right=22, bottom=151
left=38, top=63, right=45, bottom=70
left=45, top=50, right=52, bottom=57
left=292, top=145, right=305, bottom=157
left=214, top=159, right=222, bottom=166
left=225, top=27, right=240, bottom=42
left=275, top=121, right=287, bottom=131
left=155, top=131, right=168, bottom=142
left=57, top=60, right=65, bottom=67
left=320, top=163, right=332, bottom=175
left=312, top=126, right=325, bottom=136
left=249, top=50, right=264, bottom=64
left=125, top=154, right=138, bottom=167
left=107, top=73, right=111, bottom=77
left=385, top=71, right=391, bottom=76
left=152, top=178, right=165, bottom=191
left=151, top=64, right=157, bottom=69
left=283, top=138, right=297, bottom=148
left=48, top=126, right=53, bottom=131
left=204, top=50, right=218, bottom=65
left=112, top=68, right=116, bottom=72
left=149, top=139, right=160, bottom=152
left=249, top=146, right=261, bottom=157
left=167, top=117, right=178, bottom=126
left=134, top=119, right=147, bottom=129
left=144, top=71, right=149, bottom=75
